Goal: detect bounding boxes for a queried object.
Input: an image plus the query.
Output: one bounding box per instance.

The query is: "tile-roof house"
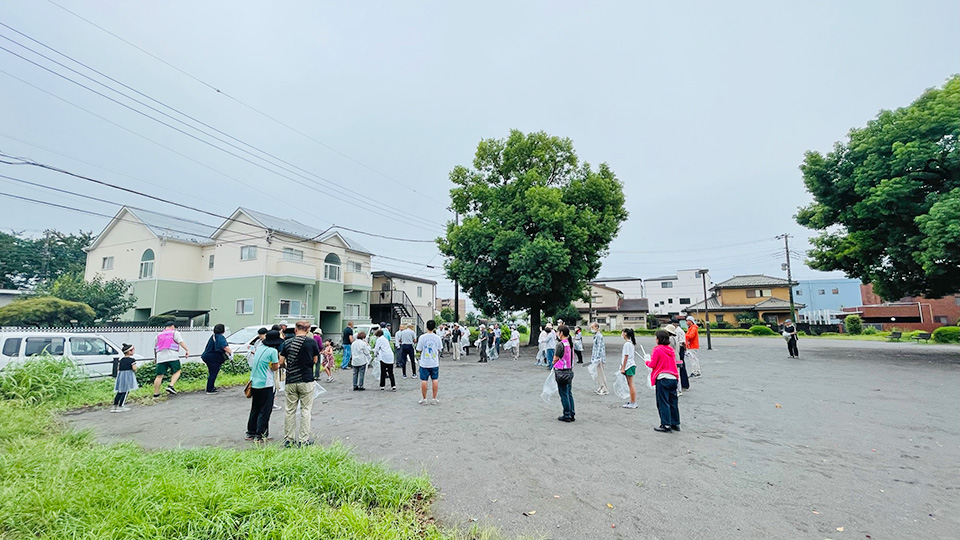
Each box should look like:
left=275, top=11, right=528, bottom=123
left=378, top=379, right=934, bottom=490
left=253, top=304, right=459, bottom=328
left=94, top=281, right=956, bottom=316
left=685, top=274, right=804, bottom=326
left=574, top=284, right=649, bottom=331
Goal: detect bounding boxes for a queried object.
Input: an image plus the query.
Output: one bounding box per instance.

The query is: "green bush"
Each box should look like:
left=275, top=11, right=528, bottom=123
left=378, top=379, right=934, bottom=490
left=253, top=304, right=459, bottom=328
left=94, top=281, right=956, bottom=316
left=933, top=326, right=960, bottom=343
left=0, top=355, right=85, bottom=405
left=0, top=296, right=96, bottom=326
left=749, top=325, right=776, bottom=335
left=844, top=314, right=863, bottom=335
left=863, top=326, right=878, bottom=335
left=221, top=354, right=251, bottom=375
left=797, top=330, right=807, bottom=336
left=516, top=324, right=528, bottom=334
left=135, top=361, right=210, bottom=387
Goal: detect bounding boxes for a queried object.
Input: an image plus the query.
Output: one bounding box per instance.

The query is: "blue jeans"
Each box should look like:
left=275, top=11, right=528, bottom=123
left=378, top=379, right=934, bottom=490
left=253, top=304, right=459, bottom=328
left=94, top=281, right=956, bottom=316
left=341, top=345, right=352, bottom=369
left=655, top=378, right=680, bottom=427
left=557, top=372, right=575, bottom=419
left=546, top=349, right=555, bottom=369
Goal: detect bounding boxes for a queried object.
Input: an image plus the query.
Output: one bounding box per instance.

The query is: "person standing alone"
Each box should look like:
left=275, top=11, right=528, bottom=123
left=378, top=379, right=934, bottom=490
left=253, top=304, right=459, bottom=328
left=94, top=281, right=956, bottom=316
left=279, top=320, right=320, bottom=447
left=416, top=319, right=443, bottom=404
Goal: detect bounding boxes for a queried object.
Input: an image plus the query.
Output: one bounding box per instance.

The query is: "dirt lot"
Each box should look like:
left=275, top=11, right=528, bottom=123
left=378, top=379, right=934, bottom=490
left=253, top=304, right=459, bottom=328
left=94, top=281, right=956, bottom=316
left=67, top=336, right=960, bottom=539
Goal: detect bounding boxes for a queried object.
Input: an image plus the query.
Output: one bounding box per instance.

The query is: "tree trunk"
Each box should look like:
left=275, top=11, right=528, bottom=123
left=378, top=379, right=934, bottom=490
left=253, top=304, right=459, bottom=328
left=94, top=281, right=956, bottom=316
left=528, top=301, right=542, bottom=346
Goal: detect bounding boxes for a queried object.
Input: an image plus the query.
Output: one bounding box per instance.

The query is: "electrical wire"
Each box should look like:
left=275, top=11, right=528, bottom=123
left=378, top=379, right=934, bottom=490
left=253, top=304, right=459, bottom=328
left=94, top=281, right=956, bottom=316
left=43, top=0, right=448, bottom=205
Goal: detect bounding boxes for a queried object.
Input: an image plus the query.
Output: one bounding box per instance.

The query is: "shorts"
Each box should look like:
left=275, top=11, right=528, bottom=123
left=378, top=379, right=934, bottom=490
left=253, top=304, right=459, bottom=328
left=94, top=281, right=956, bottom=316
left=156, top=360, right=181, bottom=376
left=419, top=366, right=439, bottom=381
left=624, top=366, right=636, bottom=377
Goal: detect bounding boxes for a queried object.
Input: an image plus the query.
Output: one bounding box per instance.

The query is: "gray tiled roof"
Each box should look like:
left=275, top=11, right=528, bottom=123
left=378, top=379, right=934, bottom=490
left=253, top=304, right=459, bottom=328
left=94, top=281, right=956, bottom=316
left=239, top=207, right=371, bottom=254
left=127, top=207, right=216, bottom=245
left=685, top=295, right=804, bottom=312
left=754, top=298, right=805, bottom=310
left=713, top=274, right=794, bottom=289
left=619, top=298, right=649, bottom=312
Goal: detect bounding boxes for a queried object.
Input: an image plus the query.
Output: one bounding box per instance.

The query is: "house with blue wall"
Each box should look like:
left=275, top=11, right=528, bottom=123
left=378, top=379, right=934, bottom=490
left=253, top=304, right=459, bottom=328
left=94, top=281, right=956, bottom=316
left=794, top=278, right=862, bottom=323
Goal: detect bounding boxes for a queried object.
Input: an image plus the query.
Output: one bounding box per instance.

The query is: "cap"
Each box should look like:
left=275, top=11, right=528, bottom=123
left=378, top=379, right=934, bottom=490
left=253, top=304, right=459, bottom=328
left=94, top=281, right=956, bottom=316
left=279, top=320, right=289, bottom=326
left=686, top=316, right=695, bottom=322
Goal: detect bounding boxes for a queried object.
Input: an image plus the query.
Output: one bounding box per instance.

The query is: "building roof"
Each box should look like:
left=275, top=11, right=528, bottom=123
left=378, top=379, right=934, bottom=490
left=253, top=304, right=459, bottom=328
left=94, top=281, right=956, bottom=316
left=594, top=276, right=644, bottom=282
left=685, top=295, right=804, bottom=312
left=713, top=274, right=795, bottom=289
left=646, top=275, right=678, bottom=281
left=129, top=207, right=218, bottom=245
left=590, top=283, right=623, bottom=294
left=619, top=298, right=649, bottom=312
left=228, top=208, right=371, bottom=254
left=371, top=270, right=438, bottom=286
left=754, top=297, right=805, bottom=310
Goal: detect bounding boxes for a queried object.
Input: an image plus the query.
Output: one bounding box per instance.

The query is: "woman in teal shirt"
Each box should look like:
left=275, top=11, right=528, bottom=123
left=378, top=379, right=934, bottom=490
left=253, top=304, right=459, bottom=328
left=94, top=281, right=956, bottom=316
left=246, top=330, right=280, bottom=442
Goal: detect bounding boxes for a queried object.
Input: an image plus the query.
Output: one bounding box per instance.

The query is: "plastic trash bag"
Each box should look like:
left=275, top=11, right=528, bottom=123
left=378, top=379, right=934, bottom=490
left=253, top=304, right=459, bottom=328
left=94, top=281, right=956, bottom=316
left=613, top=371, right=630, bottom=399
left=541, top=370, right=559, bottom=403
left=313, top=383, right=327, bottom=399
left=641, top=355, right=655, bottom=390
left=587, top=361, right=599, bottom=382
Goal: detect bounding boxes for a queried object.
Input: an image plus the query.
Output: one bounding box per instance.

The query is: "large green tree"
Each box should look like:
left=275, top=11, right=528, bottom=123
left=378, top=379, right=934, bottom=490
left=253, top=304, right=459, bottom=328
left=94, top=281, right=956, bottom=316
left=439, top=130, right=627, bottom=345
left=32, top=272, right=136, bottom=322
left=0, top=230, right=92, bottom=289
left=796, top=75, right=959, bottom=300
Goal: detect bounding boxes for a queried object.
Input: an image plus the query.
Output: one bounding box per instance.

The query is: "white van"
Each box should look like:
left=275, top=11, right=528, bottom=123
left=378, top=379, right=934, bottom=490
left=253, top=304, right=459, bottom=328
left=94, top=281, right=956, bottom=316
left=0, top=332, right=141, bottom=378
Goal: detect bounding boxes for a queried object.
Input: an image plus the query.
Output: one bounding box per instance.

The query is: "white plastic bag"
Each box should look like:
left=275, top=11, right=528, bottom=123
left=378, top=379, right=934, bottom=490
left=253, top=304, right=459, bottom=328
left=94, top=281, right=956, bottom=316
left=613, top=371, right=630, bottom=399
left=586, top=361, right=599, bottom=382
left=641, top=354, right=655, bottom=390
left=541, top=370, right=559, bottom=403
left=313, top=383, right=327, bottom=399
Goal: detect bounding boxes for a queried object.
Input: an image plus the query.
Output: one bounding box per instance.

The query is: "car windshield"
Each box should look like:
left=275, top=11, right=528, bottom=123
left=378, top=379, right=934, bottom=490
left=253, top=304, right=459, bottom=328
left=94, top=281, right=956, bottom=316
left=226, top=327, right=260, bottom=344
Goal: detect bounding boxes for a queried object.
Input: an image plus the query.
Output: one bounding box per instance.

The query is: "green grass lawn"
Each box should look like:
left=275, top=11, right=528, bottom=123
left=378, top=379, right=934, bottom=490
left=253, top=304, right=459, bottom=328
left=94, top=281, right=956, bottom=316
left=0, top=357, right=512, bottom=540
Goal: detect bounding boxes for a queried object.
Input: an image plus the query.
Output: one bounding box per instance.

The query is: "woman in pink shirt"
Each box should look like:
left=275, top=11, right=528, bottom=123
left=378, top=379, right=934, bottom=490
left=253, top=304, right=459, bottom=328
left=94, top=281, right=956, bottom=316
left=553, top=325, right=576, bottom=422
left=647, top=330, right=680, bottom=433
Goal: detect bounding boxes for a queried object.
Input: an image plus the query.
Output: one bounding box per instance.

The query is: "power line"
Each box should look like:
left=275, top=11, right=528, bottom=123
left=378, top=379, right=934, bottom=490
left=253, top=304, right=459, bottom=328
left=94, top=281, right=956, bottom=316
left=0, top=33, right=443, bottom=232
left=42, top=0, right=448, bottom=206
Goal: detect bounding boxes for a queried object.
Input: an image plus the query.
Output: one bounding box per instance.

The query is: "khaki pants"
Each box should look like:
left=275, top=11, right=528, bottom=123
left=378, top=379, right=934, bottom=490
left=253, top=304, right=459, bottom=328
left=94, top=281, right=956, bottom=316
left=284, top=381, right=314, bottom=443
left=596, top=362, right=608, bottom=394
left=453, top=343, right=461, bottom=361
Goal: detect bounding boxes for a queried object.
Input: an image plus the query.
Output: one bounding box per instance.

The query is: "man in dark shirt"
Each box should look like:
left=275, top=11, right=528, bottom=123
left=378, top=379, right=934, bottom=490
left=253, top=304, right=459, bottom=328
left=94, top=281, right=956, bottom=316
left=279, top=320, right=320, bottom=447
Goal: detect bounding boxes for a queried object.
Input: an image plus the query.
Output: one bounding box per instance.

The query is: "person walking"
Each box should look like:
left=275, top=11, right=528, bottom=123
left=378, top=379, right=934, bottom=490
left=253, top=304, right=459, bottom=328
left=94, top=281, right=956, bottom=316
left=544, top=323, right=557, bottom=369
left=665, top=318, right=689, bottom=395
left=477, top=324, right=489, bottom=363
left=684, top=316, right=702, bottom=377
left=451, top=324, right=462, bottom=361
left=111, top=343, right=138, bottom=412
left=279, top=320, right=320, bottom=447
left=398, top=323, right=416, bottom=378
left=416, top=319, right=442, bottom=404
left=553, top=325, right=576, bottom=422
left=351, top=331, right=371, bottom=390
left=152, top=321, right=188, bottom=398
left=590, top=322, right=609, bottom=395
left=508, top=325, right=521, bottom=360
left=648, top=330, right=680, bottom=433
left=620, top=328, right=639, bottom=409
left=200, top=324, right=232, bottom=395
left=573, top=327, right=584, bottom=363
left=340, top=321, right=355, bottom=370
left=245, top=330, right=279, bottom=442
left=784, top=319, right=799, bottom=358
left=374, top=329, right=396, bottom=391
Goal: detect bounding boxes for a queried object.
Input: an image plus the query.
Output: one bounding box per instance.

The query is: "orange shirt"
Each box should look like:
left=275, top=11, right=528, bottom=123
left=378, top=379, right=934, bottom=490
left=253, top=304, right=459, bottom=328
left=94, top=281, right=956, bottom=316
left=685, top=324, right=700, bottom=350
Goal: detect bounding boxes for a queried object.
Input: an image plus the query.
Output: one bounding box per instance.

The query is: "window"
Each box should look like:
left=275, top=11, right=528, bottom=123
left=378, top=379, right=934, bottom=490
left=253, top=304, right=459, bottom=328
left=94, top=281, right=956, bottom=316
left=236, top=299, right=254, bottom=315
left=345, top=303, right=361, bottom=318
left=417, top=286, right=423, bottom=298
left=818, top=289, right=825, bottom=295
left=715, top=314, right=725, bottom=323
left=661, top=282, right=673, bottom=288
left=282, top=247, right=304, bottom=262
left=348, top=261, right=363, bottom=273
left=101, top=256, right=114, bottom=270
left=746, top=289, right=772, bottom=298
left=139, top=249, right=155, bottom=279
left=592, top=295, right=603, bottom=304
left=795, top=289, right=802, bottom=296
left=934, top=316, right=948, bottom=324
left=323, top=253, right=341, bottom=282
left=69, top=337, right=113, bottom=356
left=668, top=298, right=674, bottom=304
left=208, top=255, right=215, bottom=270
left=2, top=338, right=22, bottom=356
left=24, top=337, right=65, bottom=356
left=832, top=288, right=839, bottom=295
left=679, top=298, right=691, bottom=305
left=279, top=299, right=302, bottom=317
left=240, top=246, right=257, bottom=261
left=595, top=317, right=607, bottom=323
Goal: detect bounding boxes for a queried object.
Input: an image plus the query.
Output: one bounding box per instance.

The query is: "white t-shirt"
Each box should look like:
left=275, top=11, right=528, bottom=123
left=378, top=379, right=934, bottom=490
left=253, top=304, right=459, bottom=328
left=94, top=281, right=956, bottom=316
left=416, top=332, right=443, bottom=368
left=156, top=330, right=184, bottom=363
left=621, top=342, right=636, bottom=370
left=374, top=336, right=394, bottom=364
left=398, top=328, right=416, bottom=345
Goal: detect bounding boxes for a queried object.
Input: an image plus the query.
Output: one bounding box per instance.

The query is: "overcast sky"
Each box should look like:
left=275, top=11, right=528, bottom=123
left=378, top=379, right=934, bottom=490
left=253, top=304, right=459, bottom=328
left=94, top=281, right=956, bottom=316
left=1, top=0, right=957, bottom=306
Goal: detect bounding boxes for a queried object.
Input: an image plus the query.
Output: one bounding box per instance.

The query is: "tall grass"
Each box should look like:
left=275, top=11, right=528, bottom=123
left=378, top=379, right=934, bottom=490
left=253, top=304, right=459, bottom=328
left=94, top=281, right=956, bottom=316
left=0, top=355, right=85, bottom=405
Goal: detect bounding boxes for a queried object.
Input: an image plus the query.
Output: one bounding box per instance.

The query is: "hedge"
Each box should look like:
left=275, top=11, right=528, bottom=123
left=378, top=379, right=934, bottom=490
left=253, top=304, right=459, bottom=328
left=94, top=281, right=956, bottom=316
left=134, top=354, right=250, bottom=387
left=749, top=325, right=776, bottom=336
left=932, top=326, right=959, bottom=344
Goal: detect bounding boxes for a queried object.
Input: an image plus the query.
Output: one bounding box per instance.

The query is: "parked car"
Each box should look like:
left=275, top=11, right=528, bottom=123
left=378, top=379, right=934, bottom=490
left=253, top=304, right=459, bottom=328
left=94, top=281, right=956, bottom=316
left=0, top=332, right=144, bottom=378
left=225, top=325, right=266, bottom=357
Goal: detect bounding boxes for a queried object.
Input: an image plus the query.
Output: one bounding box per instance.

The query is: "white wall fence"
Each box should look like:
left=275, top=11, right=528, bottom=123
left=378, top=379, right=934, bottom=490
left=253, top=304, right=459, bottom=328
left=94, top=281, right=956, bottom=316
left=0, top=326, right=215, bottom=361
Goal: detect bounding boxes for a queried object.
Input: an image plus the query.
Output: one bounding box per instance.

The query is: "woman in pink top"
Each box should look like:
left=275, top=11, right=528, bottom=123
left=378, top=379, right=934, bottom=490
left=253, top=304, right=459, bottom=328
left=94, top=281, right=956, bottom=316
left=553, top=325, right=576, bottom=422
left=647, top=330, right=680, bottom=433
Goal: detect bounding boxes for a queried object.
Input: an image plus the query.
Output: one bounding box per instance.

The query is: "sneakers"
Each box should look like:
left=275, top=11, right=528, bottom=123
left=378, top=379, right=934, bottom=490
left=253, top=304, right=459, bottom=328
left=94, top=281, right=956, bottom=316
left=622, top=402, right=638, bottom=409
left=205, top=389, right=219, bottom=395
left=326, top=377, right=334, bottom=383
left=418, top=398, right=427, bottom=405
left=165, top=386, right=177, bottom=395
left=110, top=406, right=121, bottom=413
left=431, top=398, right=439, bottom=405
left=391, top=387, right=396, bottom=392
left=677, top=390, right=683, bottom=396
left=654, top=425, right=672, bottom=433
left=272, top=404, right=282, bottom=410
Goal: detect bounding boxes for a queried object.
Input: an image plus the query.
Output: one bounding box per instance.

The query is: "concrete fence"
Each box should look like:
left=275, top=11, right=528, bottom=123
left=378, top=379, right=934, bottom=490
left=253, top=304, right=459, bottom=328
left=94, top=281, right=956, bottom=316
left=0, top=326, right=216, bottom=360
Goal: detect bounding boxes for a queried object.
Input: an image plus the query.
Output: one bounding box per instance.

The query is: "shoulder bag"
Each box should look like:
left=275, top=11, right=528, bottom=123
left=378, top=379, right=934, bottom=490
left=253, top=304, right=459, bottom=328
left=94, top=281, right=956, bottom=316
left=554, top=339, right=574, bottom=384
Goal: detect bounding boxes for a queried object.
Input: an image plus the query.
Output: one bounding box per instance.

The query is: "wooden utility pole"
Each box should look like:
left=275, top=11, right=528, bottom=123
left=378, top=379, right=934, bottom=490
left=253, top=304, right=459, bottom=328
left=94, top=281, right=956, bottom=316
left=777, top=234, right=798, bottom=322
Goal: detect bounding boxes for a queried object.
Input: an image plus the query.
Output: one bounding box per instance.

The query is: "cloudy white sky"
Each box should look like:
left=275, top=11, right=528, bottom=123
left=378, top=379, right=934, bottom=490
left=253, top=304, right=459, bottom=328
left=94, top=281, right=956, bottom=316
left=1, top=0, right=957, bottom=306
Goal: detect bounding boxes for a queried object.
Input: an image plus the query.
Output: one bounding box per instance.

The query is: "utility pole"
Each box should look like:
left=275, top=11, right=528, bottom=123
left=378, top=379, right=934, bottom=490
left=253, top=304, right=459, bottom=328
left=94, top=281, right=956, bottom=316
left=700, top=268, right=712, bottom=350
left=777, top=234, right=798, bottom=323
left=453, top=211, right=460, bottom=324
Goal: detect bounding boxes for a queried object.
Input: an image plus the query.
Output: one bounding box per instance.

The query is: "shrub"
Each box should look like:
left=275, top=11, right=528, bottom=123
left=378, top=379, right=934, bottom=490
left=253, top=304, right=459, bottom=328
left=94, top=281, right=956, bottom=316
left=135, top=361, right=210, bottom=387
left=516, top=324, right=528, bottom=334
left=797, top=330, right=807, bottom=336
left=0, top=296, right=96, bottom=326
left=863, top=326, right=878, bottom=335
left=221, top=354, right=251, bottom=375
left=749, top=325, right=776, bottom=335
left=933, top=326, right=960, bottom=343
left=844, top=314, right=863, bottom=335
left=0, top=355, right=85, bottom=405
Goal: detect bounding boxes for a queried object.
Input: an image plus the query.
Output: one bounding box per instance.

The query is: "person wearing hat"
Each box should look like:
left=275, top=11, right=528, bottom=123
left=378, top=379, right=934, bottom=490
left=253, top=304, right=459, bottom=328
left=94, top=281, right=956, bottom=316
left=684, top=316, right=701, bottom=377
left=783, top=319, right=799, bottom=358
left=153, top=321, right=189, bottom=398
left=111, top=343, right=139, bottom=412
left=246, top=330, right=280, bottom=442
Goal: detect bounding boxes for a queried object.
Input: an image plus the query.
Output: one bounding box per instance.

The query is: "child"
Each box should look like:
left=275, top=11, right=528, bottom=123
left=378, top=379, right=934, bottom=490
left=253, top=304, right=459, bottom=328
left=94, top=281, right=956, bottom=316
left=647, top=330, right=680, bottom=432
left=322, top=340, right=335, bottom=382
left=111, top=343, right=139, bottom=412
left=620, top=328, right=638, bottom=409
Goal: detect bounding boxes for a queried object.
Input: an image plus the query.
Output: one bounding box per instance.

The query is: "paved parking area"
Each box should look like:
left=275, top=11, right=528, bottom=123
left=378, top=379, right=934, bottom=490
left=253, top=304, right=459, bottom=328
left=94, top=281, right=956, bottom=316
left=67, top=337, right=960, bottom=539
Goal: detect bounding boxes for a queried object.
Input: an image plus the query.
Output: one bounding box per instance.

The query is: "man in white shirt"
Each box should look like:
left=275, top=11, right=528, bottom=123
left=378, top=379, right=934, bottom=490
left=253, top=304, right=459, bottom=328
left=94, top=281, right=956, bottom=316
left=416, top=319, right=443, bottom=404
left=153, top=321, right=189, bottom=398
left=397, top=324, right=417, bottom=378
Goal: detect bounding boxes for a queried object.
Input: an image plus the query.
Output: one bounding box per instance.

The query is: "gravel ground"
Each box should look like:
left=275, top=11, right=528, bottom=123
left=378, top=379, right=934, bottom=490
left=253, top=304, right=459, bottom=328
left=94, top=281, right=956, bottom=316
left=66, top=336, right=960, bottom=539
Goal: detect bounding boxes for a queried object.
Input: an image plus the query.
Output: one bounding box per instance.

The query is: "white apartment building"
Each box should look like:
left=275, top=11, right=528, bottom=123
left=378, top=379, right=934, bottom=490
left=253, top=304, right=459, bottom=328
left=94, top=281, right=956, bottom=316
left=646, top=269, right=713, bottom=316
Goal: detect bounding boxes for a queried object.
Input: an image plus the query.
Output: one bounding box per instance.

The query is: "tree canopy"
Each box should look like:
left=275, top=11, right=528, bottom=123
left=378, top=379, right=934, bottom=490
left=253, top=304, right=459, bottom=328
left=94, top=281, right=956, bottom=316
left=438, top=130, right=627, bottom=344
left=0, top=296, right=96, bottom=327
left=0, top=230, right=92, bottom=289
left=32, top=272, right=136, bottom=322
left=796, top=75, right=959, bottom=300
